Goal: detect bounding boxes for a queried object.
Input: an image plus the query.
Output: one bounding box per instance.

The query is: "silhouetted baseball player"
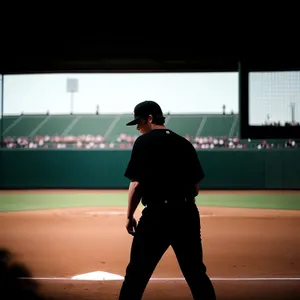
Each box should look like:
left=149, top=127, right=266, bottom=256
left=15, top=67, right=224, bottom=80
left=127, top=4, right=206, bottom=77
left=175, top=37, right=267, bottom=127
left=118, top=101, right=216, bottom=300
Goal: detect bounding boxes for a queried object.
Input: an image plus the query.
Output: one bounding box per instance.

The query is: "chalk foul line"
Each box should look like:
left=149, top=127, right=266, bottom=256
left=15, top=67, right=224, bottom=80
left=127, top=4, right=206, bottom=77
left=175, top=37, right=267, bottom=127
left=18, top=277, right=300, bottom=281
left=16, top=270, right=300, bottom=282
left=18, top=276, right=300, bottom=281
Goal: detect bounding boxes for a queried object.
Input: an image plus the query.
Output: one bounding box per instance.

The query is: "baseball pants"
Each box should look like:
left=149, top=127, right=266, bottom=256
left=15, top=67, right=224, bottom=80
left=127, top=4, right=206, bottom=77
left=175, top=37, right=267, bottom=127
left=118, top=200, right=216, bottom=300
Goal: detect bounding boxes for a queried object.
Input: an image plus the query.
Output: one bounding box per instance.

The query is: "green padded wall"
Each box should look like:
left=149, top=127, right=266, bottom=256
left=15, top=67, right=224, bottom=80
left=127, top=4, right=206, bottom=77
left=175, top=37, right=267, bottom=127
left=0, top=149, right=299, bottom=190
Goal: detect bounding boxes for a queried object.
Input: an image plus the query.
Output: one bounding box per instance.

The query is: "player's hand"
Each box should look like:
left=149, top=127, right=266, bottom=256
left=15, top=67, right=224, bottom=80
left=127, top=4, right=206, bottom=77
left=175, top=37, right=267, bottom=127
left=126, top=217, right=137, bottom=236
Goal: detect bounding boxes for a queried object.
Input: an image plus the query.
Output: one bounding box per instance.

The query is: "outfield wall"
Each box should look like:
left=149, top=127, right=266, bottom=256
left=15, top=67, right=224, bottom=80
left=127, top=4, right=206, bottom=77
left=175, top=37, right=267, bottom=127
left=0, top=149, right=299, bottom=190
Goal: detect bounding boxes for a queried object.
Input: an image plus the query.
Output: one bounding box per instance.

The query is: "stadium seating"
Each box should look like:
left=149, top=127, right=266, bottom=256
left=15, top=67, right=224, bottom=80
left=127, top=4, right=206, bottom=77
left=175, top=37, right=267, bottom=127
left=199, top=114, right=237, bottom=137
left=166, top=114, right=203, bottom=138
left=1, top=115, right=21, bottom=136
left=0, top=113, right=297, bottom=149
left=104, top=115, right=140, bottom=143
left=3, top=115, right=46, bottom=137
left=68, top=115, right=116, bottom=136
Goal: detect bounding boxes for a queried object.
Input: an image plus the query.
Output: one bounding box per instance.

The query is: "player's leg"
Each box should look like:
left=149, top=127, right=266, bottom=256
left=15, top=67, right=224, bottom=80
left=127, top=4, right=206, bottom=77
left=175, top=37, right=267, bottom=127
left=171, top=203, right=216, bottom=300
left=118, top=208, right=170, bottom=300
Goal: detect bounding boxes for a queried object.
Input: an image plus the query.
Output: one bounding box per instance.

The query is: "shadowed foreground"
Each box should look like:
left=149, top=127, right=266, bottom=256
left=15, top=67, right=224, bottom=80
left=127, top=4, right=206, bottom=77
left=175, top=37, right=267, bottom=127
left=38, top=279, right=300, bottom=300
left=0, top=248, right=47, bottom=300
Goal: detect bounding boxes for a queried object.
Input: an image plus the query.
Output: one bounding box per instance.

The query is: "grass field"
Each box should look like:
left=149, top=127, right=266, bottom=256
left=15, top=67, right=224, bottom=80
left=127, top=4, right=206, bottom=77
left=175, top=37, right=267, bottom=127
left=0, top=190, right=299, bottom=212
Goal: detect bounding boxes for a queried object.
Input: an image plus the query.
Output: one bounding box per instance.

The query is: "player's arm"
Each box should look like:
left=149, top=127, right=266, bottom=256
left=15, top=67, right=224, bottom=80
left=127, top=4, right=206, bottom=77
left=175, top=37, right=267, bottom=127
left=124, top=138, right=144, bottom=219
left=124, top=138, right=144, bottom=235
left=195, top=183, right=199, bottom=194
left=188, top=142, right=204, bottom=195
left=127, top=180, right=143, bottom=219
left=125, top=180, right=143, bottom=236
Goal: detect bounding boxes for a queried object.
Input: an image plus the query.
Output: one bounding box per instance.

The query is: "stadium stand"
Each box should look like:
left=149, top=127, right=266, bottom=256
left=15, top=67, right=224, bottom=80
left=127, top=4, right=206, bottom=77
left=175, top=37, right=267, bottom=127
left=0, top=113, right=298, bottom=149
left=197, top=114, right=238, bottom=137
left=105, top=115, right=140, bottom=143
left=165, top=114, right=203, bottom=138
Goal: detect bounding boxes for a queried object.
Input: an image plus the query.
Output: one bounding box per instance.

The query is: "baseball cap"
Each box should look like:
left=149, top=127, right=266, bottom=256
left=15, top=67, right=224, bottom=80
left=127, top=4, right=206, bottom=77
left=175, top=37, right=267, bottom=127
left=126, top=100, right=164, bottom=126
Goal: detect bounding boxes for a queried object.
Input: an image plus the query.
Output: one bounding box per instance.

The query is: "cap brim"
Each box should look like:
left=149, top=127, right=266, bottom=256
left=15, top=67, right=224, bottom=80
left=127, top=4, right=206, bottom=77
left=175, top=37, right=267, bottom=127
left=126, top=117, right=141, bottom=126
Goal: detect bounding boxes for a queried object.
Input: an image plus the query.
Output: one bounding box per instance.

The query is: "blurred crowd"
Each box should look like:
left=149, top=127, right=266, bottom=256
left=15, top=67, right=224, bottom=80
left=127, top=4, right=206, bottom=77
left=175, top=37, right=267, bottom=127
left=2, top=133, right=299, bottom=150
left=262, top=121, right=300, bottom=126
left=188, top=135, right=298, bottom=149
left=3, top=135, right=115, bottom=149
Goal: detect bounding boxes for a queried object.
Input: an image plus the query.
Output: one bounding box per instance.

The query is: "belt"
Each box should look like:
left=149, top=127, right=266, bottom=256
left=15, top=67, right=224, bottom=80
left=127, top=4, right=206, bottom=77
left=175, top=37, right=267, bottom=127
left=144, top=196, right=195, bottom=207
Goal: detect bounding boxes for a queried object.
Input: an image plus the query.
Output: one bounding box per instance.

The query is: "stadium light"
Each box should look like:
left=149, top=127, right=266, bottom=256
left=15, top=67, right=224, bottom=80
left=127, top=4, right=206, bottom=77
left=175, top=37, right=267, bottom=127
left=66, top=78, right=79, bottom=114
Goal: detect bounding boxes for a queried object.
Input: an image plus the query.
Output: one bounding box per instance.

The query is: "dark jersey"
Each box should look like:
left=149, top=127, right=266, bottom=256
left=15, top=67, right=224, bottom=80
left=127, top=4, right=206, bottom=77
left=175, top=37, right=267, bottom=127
left=124, top=129, right=205, bottom=206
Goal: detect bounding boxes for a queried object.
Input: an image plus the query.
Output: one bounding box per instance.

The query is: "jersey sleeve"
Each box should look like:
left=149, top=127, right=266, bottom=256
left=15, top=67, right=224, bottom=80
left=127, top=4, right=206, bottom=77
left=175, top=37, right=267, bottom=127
left=124, top=137, right=144, bottom=182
